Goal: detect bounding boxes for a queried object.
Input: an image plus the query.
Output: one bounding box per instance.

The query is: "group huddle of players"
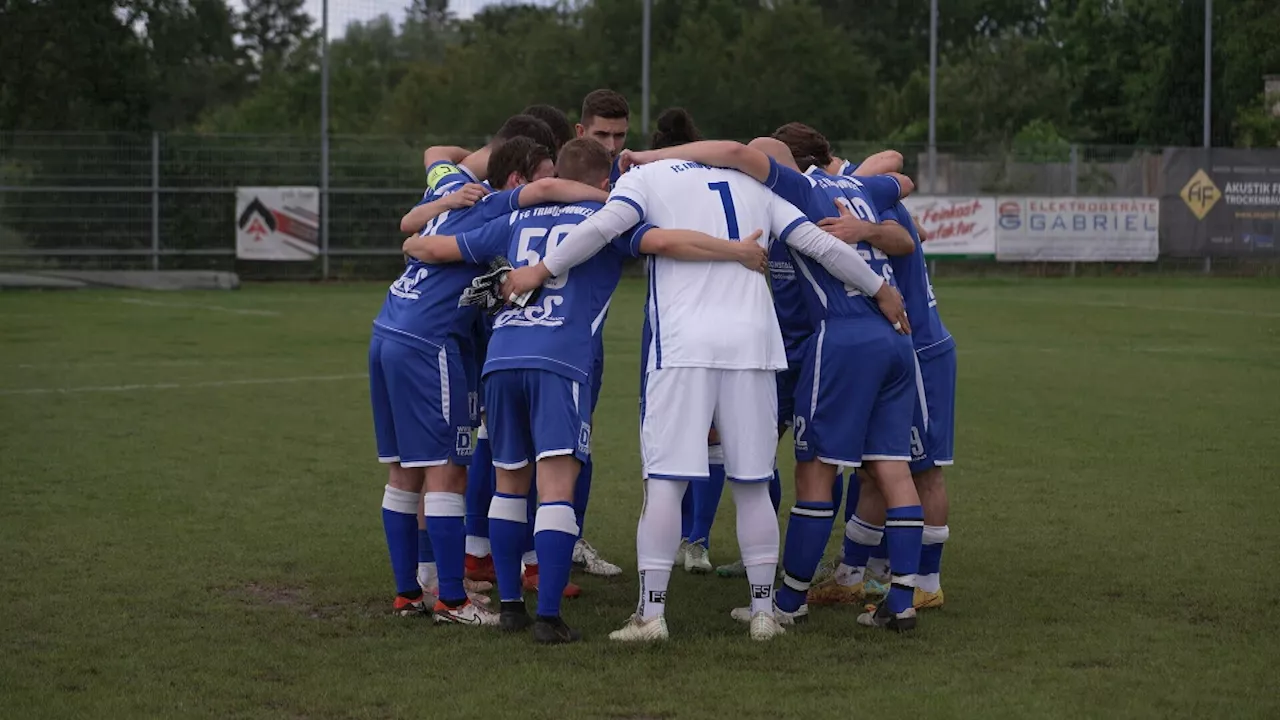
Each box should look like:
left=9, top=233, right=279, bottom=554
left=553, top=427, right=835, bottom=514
left=369, top=89, right=956, bottom=644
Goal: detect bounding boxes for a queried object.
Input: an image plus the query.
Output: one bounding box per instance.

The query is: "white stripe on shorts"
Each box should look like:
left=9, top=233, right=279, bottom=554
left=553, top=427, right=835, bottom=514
left=437, top=347, right=450, bottom=422
left=809, top=320, right=826, bottom=421
left=913, top=352, right=929, bottom=431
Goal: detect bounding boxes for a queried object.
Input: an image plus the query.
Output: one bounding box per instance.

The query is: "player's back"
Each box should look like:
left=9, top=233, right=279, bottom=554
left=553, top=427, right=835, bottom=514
left=468, top=201, right=637, bottom=386
left=612, top=160, right=786, bottom=372
left=881, top=202, right=953, bottom=358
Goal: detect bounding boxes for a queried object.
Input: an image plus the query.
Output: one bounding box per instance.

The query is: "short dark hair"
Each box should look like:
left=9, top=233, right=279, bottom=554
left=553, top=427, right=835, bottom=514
left=494, top=114, right=557, bottom=156
left=487, top=136, right=552, bottom=190
left=522, top=104, right=575, bottom=150
left=771, top=122, right=832, bottom=171
left=555, top=138, right=612, bottom=187
left=580, top=89, right=630, bottom=126
left=651, top=108, right=703, bottom=150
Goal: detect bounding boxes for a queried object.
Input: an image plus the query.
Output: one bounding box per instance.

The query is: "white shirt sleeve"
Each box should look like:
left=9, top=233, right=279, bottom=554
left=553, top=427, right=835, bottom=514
left=541, top=198, right=643, bottom=277
left=769, top=196, right=884, bottom=297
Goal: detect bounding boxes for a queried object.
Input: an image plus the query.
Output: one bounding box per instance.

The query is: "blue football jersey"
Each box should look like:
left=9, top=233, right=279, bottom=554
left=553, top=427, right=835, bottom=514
left=458, top=201, right=652, bottom=385
left=768, top=239, right=812, bottom=364
left=371, top=169, right=524, bottom=353
left=764, top=160, right=903, bottom=323
left=879, top=202, right=954, bottom=358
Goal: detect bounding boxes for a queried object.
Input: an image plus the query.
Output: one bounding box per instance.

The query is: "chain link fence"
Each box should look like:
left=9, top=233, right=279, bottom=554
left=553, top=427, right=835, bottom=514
left=0, top=132, right=1259, bottom=279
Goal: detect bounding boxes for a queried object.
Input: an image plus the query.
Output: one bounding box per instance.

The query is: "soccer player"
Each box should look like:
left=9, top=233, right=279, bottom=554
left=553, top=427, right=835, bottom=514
left=815, top=184, right=956, bottom=611
left=372, top=132, right=603, bottom=625
left=403, top=138, right=767, bottom=643
left=620, top=129, right=924, bottom=631
left=564, top=88, right=636, bottom=578
left=523, top=104, right=576, bottom=153
left=500, top=127, right=908, bottom=642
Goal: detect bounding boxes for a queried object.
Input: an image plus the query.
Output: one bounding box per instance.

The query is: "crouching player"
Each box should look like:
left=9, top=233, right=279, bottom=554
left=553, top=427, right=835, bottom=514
left=403, top=139, right=768, bottom=642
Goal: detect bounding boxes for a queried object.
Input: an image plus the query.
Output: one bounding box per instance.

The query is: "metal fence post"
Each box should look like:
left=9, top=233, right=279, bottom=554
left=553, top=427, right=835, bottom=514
left=151, top=131, right=160, bottom=271
left=1069, top=143, right=1079, bottom=195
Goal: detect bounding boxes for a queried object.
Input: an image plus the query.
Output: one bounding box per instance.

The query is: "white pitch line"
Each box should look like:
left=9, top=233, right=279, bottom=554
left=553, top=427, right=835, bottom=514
left=0, top=373, right=367, bottom=396
left=14, top=358, right=318, bottom=370
left=120, top=298, right=280, bottom=317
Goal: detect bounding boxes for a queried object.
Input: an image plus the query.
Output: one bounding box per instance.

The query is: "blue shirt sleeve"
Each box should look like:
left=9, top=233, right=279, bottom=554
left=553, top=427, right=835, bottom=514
left=457, top=215, right=513, bottom=265
left=467, top=188, right=523, bottom=224
left=764, top=158, right=827, bottom=221
left=610, top=222, right=658, bottom=258
left=854, top=175, right=903, bottom=213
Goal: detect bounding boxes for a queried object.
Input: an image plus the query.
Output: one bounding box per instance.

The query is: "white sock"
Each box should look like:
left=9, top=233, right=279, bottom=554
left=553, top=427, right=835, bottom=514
left=465, top=536, right=491, bottom=557
left=635, top=479, right=686, bottom=619
left=731, top=482, right=779, bottom=616
left=639, top=569, right=671, bottom=620
left=417, top=561, right=438, bottom=589
left=867, top=557, right=890, bottom=578
left=522, top=549, right=538, bottom=567
left=917, top=573, right=941, bottom=593
left=834, top=564, right=864, bottom=587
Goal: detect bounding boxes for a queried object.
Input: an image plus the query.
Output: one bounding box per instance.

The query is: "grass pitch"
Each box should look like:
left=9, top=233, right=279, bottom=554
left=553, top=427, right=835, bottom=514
left=1, top=276, right=1278, bottom=719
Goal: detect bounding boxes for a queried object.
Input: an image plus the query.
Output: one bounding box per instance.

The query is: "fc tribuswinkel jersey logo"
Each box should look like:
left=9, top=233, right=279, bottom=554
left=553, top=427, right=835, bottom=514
left=1180, top=169, right=1221, bottom=221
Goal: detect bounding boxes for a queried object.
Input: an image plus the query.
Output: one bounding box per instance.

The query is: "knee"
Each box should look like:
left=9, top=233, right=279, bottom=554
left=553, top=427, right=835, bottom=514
left=913, top=468, right=946, bottom=498
left=388, top=464, right=424, bottom=492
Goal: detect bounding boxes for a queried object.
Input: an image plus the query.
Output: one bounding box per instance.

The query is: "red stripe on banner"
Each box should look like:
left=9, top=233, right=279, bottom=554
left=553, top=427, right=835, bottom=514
left=271, top=210, right=319, bottom=245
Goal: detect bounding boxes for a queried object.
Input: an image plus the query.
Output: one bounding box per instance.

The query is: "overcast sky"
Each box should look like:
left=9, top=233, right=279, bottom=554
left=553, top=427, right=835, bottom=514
left=299, top=0, right=558, bottom=37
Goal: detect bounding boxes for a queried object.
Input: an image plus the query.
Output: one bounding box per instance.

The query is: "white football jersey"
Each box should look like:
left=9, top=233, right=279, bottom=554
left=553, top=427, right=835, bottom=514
left=612, top=160, right=809, bottom=372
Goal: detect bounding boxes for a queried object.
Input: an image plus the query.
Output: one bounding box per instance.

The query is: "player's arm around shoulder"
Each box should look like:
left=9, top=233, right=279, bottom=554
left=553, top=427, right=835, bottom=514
left=517, top=178, right=609, bottom=207
left=619, top=141, right=772, bottom=183
left=402, top=232, right=465, bottom=264
left=637, top=227, right=768, bottom=273
left=399, top=183, right=489, bottom=233
left=817, top=203, right=914, bottom=256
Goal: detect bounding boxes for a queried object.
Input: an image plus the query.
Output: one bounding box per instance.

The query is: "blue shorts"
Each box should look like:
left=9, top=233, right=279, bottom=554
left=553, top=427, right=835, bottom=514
left=776, top=364, right=800, bottom=433
left=910, top=347, right=957, bottom=473
left=793, top=319, right=916, bottom=466
left=369, top=336, right=474, bottom=467
left=590, top=354, right=604, bottom=419
left=484, top=369, right=592, bottom=469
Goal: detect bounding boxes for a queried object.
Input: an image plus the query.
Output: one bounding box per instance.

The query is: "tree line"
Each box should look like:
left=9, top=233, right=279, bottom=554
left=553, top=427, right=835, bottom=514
left=1, top=0, right=1278, bottom=148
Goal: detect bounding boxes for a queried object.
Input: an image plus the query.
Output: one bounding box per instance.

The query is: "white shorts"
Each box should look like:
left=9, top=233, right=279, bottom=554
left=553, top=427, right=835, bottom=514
left=641, top=367, right=777, bottom=483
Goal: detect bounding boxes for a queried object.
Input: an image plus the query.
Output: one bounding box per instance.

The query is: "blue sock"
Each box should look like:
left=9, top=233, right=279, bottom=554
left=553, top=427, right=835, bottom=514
left=769, top=469, right=782, bottom=513
left=488, top=492, right=528, bottom=603
left=417, top=529, right=434, bottom=564
left=573, top=457, right=593, bottom=538
left=871, top=536, right=890, bottom=563
left=844, top=472, right=860, bottom=522
left=689, top=463, right=725, bottom=547
left=842, top=513, right=883, bottom=572
left=464, top=433, right=494, bottom=543
left=885, top=505, right=924, bottom=614
left=381, top=485, right=421, bottom=596
left=777, top=501, right=835, bottom=612
left=424, top=491, right=467, bottom=604
left=533, top=502, right=580, bottom=618
left=680, top=481, right=694, bottom=541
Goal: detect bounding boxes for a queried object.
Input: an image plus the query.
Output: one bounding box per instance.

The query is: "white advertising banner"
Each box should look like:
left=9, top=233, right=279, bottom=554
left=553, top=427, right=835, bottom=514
left=900, top=196, right=996, bottom=257
left=235, top=186, right=320, bottom=261
left=995, top=197, right=1159, bottom=261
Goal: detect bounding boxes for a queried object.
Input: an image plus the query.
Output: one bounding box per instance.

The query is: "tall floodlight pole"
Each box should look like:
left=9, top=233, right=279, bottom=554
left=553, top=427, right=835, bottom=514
left=1203, top=0, right=1212, bottom=148
left=642, top=0, right=651, bottom=145
left=927, top=0, right=938, bottom=193
left=320, top=0, right=331, bottom=278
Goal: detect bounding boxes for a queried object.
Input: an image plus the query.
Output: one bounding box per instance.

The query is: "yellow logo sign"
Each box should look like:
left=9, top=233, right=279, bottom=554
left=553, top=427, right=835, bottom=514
left=1180, top=169, right=1221, bottom=220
